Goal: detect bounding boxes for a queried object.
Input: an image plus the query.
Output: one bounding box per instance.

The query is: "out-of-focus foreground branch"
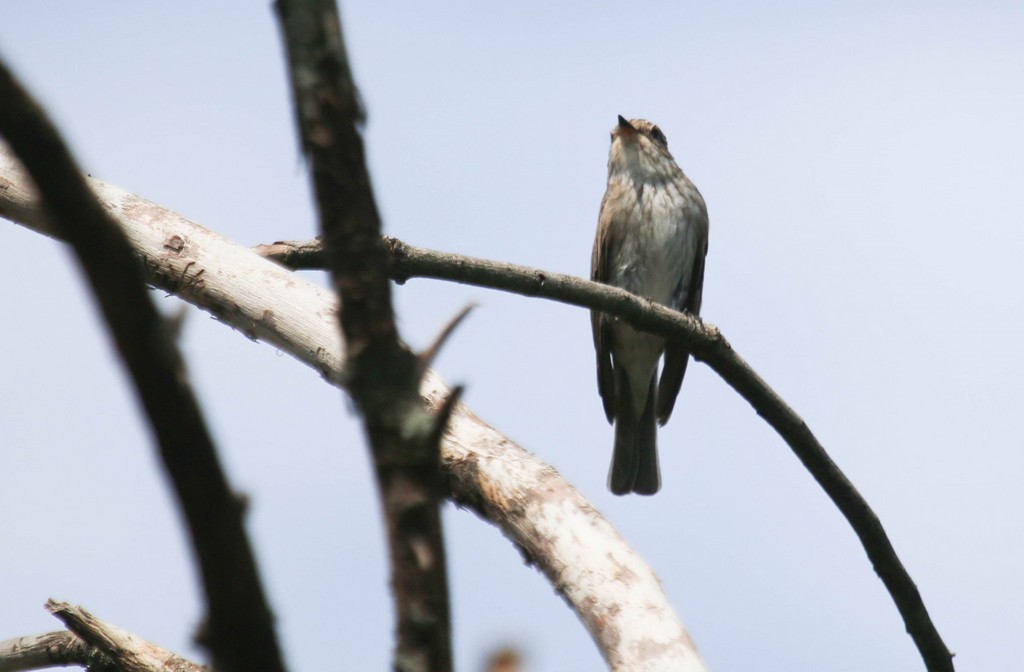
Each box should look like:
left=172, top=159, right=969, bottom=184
left=1, top=150, right=705, bottom=672
left=0, top=62, right=286, bottom=672
left=274, top=1, right=456, bottom=670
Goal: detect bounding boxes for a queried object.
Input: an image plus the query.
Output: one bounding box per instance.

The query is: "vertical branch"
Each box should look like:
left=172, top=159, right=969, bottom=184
left=0, top=61, right=287, bottom=672
left=274, top=2, right=453, bottom=671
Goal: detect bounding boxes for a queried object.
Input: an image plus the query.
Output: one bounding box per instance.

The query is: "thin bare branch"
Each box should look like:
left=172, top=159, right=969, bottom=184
left=274, top=2, right=453, bottom=671
left=418, top=304, right=477, bottom=375
left=0, top=62, right=286, bottom=672
left=257, top=234, right=955, bottom=672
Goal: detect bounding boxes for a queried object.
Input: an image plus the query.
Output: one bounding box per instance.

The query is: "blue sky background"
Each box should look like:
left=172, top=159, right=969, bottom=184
left=2, top=2, right=1022, bottom=670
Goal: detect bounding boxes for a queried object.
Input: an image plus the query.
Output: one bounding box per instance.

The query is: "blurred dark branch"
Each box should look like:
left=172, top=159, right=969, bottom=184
left=0, top=60, right=286, bottom=672
left=274, top=3, right=453, bottom=671
left=256, top=236, right=954, bottom=672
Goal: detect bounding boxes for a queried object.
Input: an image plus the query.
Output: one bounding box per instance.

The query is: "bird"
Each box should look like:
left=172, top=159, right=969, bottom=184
left=591, top=115, right=708, bottom=495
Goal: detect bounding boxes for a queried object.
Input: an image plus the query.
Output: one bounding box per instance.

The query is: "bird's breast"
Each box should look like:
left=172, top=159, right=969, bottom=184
left=606, top=178, right=699, bottom=309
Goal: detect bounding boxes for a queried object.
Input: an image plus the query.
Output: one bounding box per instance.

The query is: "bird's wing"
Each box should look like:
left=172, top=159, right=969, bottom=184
left=656, top=199, right=709, bottom=425
left=591, top=188, right=625, bottom=423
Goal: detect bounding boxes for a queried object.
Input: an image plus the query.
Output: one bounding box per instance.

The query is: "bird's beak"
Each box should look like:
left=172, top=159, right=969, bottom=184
left=614, top=115, right=637, bottom=139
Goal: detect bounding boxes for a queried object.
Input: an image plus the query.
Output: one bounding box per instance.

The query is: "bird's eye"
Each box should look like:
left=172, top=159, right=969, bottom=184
left=650, top=127, right=668, bottom=147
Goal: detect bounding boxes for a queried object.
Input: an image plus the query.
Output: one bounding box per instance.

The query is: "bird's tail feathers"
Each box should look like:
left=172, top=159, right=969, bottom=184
left=608, top=371, right=660, bottom=495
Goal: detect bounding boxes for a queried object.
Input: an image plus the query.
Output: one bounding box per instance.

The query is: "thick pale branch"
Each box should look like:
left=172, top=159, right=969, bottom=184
left=256, top=236, right=955, bottom=672
left=274, top=2, right=453, bottom=671
left=0, top=149, right=705, bottom=672
left=0, top=64, right=285, bottom=672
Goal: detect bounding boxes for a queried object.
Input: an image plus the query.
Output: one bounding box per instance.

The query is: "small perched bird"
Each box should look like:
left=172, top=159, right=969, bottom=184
left=591, top=116, right=708, bottom=495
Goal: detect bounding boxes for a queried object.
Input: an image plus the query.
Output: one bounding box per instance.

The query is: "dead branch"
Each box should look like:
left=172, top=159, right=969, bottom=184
left=45, top=600, right=204, bottom=672
left=0, top=147, right=706, bottom=672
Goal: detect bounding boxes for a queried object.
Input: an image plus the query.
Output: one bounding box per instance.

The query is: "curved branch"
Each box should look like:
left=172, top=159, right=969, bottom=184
left=0, top=150, right=705, bottom=672
left=255, top=236, right=955, bottom=672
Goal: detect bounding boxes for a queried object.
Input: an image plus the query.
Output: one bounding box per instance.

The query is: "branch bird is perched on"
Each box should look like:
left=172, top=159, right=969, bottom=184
left=591, top=116, right=709, bottom=495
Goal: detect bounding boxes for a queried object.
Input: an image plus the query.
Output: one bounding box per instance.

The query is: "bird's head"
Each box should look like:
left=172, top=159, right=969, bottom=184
left=607, top=115, right=676, bottom=180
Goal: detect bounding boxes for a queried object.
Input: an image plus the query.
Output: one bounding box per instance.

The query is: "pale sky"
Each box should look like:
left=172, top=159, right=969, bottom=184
left=2, top=2, right=1022, bottom=671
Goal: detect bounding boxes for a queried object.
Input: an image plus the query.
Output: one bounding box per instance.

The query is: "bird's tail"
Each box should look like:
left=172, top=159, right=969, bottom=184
left=608, top=371, right=660, bottom=495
